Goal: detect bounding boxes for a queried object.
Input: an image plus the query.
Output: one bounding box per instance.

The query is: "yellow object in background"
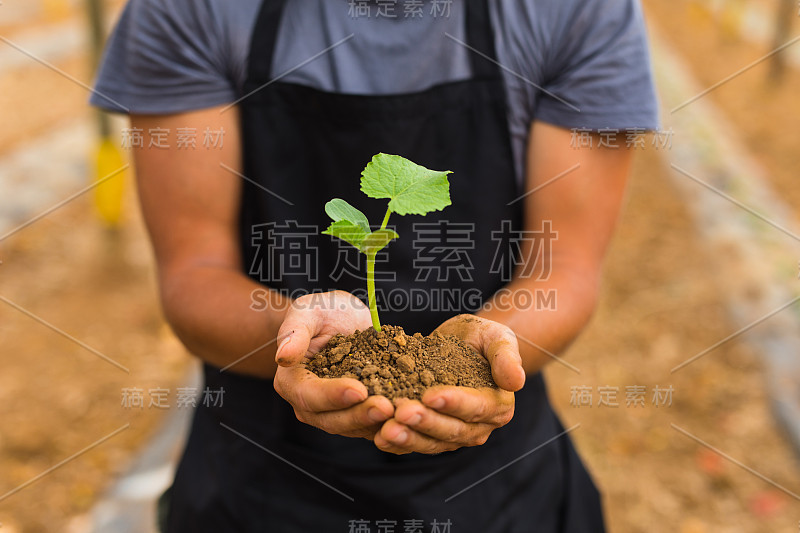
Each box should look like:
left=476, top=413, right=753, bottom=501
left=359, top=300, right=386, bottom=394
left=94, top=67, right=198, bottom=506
left=41, top=0, right=72, bottom=21
left=93, top=137, right=126, bottom=227
left=720, top=0, right=745, bottom=41
left=688, top=0, right=714, bottom=27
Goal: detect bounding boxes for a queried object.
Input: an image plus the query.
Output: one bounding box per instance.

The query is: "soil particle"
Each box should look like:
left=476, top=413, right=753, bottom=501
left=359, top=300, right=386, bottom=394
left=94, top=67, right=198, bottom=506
left=305, top=325, right=496, bottom=400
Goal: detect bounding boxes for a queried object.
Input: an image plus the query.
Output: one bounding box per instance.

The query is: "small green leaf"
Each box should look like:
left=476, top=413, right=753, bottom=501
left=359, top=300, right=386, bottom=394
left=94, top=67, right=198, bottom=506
left=361, top=229, right=399, bottom=255
left=324, top=198, right=370, bottom=232
left=322, top=220, right=369, bottom=249
left=360, top=153, right=452, bottom=216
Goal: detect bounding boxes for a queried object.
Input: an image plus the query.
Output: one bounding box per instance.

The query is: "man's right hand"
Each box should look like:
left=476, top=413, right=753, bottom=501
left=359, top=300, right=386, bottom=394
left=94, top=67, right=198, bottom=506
left=273, top=291, right=395, bottom=440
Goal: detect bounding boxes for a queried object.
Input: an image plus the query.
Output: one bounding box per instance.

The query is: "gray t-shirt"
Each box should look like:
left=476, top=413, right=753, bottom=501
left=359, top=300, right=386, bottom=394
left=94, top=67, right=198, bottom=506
left=91, top=0, right=659, bottom=180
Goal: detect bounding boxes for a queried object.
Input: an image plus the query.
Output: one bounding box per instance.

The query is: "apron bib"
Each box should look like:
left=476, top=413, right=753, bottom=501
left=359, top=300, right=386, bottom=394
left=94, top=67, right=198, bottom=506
left=164, top=1, right=605, bottom=531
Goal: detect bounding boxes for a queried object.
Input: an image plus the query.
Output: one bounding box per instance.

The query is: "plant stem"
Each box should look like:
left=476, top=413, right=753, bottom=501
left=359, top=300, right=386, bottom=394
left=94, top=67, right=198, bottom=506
left=366, top=208, right=393, bottom=331
left=366, top=250, right=381, bottom=331
left=380, top=207, right=392, bottom=230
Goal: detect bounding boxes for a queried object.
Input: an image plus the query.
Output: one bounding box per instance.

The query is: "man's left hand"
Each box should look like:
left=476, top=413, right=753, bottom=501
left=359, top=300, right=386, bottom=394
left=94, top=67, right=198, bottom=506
left=373, top=315, right=525, bottom=455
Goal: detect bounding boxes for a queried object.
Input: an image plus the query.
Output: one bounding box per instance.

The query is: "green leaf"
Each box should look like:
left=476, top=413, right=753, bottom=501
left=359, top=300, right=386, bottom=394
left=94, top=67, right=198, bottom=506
left=360, top=153, right=452, bottom=216
left=361, top=229, right=399, bottom=255
left=321, top=220, right=369, bottom=249
left=324, top=199, right=370, bottom=232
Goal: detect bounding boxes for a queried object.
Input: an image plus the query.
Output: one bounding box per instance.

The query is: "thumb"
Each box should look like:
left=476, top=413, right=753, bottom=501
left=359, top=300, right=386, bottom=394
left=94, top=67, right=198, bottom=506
left=275, top=308, right=319, bottom=367
left=484, top=329, right=526, bottom=392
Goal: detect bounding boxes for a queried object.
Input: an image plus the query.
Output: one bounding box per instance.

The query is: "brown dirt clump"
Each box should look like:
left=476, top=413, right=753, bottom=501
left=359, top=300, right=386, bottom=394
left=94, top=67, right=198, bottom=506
left=305, top=325, right=496, bottom=400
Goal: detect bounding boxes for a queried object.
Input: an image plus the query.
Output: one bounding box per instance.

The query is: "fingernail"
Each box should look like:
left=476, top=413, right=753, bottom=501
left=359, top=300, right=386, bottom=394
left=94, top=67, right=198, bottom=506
left=391, top=430, right=408, bottom=444
left=277, top=332, right=293, bottom=352
left=368, top=407, right=388, bottom=423
left=343, top=389, right=363, bottom=404
left=275, top=333, right=292, bottom=363
left=407, top=414, right=422, bottom=426
left=429, top=397, right=445, bottom=409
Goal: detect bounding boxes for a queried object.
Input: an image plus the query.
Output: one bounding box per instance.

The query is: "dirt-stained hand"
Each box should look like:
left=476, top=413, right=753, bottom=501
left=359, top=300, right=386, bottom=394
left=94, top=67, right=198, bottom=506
left=374, top=314, right=525, bottom=454
left=273, top=291, right=395, bottom=439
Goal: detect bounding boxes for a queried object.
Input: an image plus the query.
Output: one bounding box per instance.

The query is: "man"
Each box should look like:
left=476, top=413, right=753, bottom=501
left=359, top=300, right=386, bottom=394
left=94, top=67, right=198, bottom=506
left=92, top=0, right=657, bottom=530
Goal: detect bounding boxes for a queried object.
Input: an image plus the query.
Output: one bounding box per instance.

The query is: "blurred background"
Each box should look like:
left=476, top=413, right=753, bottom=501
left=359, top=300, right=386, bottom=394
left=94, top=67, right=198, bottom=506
left=0, top=0, right=799, bottom=531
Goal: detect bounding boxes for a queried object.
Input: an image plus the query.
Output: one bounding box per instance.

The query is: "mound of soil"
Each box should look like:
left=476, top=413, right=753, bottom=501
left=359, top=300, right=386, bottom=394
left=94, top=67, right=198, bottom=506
left=305, top=325, right=496, bottom=400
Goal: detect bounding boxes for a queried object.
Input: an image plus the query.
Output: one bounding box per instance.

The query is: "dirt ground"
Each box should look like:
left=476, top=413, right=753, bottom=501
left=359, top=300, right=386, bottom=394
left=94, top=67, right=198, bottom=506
left=1, top=0, right=126, bottom=153
left=0, top=192, right=190, bottom=533
left=0, top=1, right=799, bottom=532
left=2, top=6, right=194, bottom=533
left=547, top=147, right=800, bottom=533
left=642, top=0, right=800, bottom=215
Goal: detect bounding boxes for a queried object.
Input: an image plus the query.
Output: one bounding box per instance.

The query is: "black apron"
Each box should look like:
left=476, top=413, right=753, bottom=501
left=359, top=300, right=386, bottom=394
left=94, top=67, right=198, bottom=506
left=163, top=1, right=605, bottom=531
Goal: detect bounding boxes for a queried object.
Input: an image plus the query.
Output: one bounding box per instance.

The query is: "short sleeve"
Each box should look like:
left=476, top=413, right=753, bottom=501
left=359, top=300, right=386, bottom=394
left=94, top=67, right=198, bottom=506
left=534, top=0, right=659, bottom=131
left=90, top=0, right=244, bottom=114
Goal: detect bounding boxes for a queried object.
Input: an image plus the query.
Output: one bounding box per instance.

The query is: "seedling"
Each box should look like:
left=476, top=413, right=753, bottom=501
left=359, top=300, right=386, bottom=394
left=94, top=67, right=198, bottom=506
left=322, top=153, right=452, bottom=331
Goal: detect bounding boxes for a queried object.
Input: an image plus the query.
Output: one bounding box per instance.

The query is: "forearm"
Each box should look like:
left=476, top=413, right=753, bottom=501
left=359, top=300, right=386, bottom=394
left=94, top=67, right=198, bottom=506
left=478, top=264, right=599, bottom=374
left=128, top=108, right=288, bottom=378
left=485, top=121, right=632, bottom=374
left=159, top=265, right=289, bottom=378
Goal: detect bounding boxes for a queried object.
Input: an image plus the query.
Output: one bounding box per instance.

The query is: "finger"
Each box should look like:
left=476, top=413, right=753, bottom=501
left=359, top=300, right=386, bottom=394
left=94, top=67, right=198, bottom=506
left=393, top=399, right=491, bottom=445
left=374, top=419, right=459, bottom=455
left=373, top=432, right=412, bottom=455
left=275, top=306, right=321, bottom=366
left=479, top=323, right=525, bottom=392
left=421, top=386, right=515, bottom=426
left=274, top=365, right=368, bottom=412
left=305, top=395, right=395, bottom=439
